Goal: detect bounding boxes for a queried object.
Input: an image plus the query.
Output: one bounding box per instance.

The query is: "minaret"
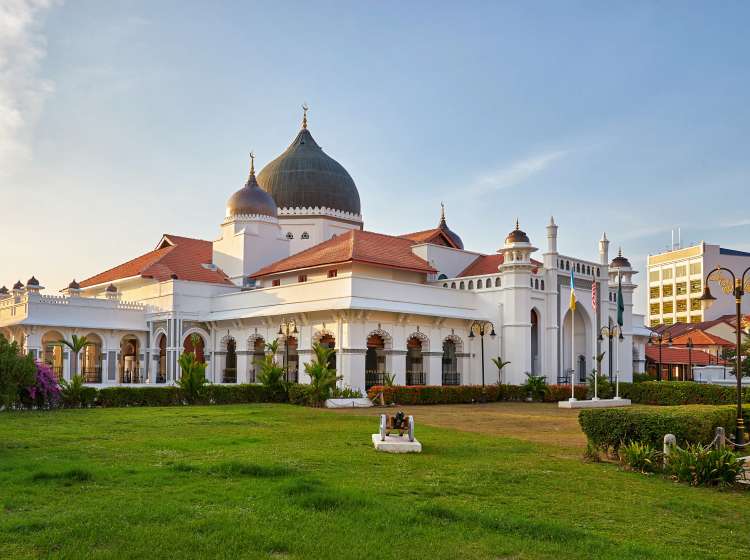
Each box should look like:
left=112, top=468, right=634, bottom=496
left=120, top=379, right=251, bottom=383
left=599, top=232, right=609, bottom=266
left=546, top=216, right=558, bottom=254
left=498, top=220, right=538, bottom=384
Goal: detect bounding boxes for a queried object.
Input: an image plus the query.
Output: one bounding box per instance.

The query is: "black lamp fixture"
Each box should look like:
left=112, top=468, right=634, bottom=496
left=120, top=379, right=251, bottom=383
left=469, top=320, right=496, bottom=390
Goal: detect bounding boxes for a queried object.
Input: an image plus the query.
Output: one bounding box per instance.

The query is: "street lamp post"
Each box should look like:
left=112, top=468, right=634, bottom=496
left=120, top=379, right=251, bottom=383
left=468, top=321, right=496, bottom=390
left=686, top=337, right=693, bottom=381
left=699, top=265, right=750, bottom=446
left=599, top=319, right=624, bottom=397
left=648, top=331, right=672, bottom=382
left=278, top=319, right=298, bottom=383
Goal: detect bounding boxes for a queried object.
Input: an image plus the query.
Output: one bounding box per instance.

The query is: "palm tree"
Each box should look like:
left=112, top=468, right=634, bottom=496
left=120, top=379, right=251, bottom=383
left=58, top=335, right=88, bottom=378
left=303, top=343, right=341, bottom=406
left=491, top=356, right=511, bottom=383
left=256, top=338, right=285, bottom=397
left=178, top=343, right=207, bottom=404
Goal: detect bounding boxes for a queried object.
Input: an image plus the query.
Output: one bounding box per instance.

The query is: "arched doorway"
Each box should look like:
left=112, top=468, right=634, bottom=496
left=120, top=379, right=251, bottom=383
left=406, top=335, right=425, bottom=385
left=283, top=336, right=299, bottom=383
left=561, top=308, right=591, bottom=383
left=183, top=334, right=205, bottom=363
left=530, top=309, right=540, bottom=375
left=223, top=338, right=237, bottom=383
left=120, top=335, right=140, bottom=383
left=249, top=337, right=265, bottom=383
left=156, top=334, right=167, bottom=383
left=318, top=334, right=336, bottom=371
left=82, top=334, right=102, bottom=383
left=365, top=333, right=386, bottom=389
left=41, top=330, right=64, bottom=380
left=442, top=338, right=460, bottom=385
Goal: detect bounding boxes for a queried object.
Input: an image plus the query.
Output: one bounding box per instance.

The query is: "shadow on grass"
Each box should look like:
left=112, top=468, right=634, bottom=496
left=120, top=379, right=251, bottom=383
left=30, top=468, right=93, bottom=485
left=282, top=477, right=366, bottom=512
left=169, top=460, right=295, bottom=479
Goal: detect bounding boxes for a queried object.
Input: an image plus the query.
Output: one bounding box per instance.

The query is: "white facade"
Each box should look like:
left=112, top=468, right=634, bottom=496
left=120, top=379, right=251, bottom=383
left=0, top=122, right=642, bottom=392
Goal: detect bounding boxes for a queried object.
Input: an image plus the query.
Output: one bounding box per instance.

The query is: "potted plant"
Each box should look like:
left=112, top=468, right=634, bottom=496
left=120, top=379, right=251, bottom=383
left=521, top=372, right=548, bottom=402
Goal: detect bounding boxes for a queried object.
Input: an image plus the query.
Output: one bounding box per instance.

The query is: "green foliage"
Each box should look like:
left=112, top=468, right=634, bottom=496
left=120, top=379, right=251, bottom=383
left=382, top=373, right=396, bottom=387
left=0, top=334, right=37, bottom=409
left=367, top=384, right=526, bottom=404
left=204, top=384, right=272, bottom=404
left=623, top=381, right=749, bottom=405
left=178, top=338, right=208, bottom=404
left=723, top=340, right=750, bottom=378
left=330, top=385, right=363, bottom=399
left=632, top=373, right=653, bottom=383
left=303, top=343, right=341, bottom=406
left=666, top=444, right=746, bottom=487
left=97, top=386, right=183, bottom=407
left=287, top=383, right=315, bottom=405
left=58, top=335, right=89, bottom=377
left=60, top=374, right=97, bottom=408
left=491, top=356, right=511, bottom=383
left=587, top=373, right=614, bottom=399
left=256, top=338, right=286, bottom=399
left=583, top=442, right=601, bottom=463
left=619, top=441, right=661, bottom=473
left=543, top=384, right=588, bottom=402
left=579, top=405, right=746, bottom=454
left=521, top=373, right=548, bottom=401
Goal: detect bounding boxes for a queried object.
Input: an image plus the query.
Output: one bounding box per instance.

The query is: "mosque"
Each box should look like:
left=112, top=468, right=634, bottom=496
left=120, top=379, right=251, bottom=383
left=0, top=110, right=647, bottom=391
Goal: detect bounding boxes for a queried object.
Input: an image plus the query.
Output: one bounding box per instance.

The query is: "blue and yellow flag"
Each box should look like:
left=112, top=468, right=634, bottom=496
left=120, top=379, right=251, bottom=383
left=569, top=268, right=576, bottom=311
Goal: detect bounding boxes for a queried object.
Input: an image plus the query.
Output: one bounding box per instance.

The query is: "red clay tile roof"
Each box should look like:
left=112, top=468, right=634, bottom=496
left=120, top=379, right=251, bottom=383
left=457, top=255, right=543, bottom=277
left=79, top=234, right=232, bottom=288
left=250, top=230, right=437, bottom=278
left=671, top=330, right=734, bottom=347
left=400, top=228, right=458, bottom=249
left=645, top=346, right=724, bottom=365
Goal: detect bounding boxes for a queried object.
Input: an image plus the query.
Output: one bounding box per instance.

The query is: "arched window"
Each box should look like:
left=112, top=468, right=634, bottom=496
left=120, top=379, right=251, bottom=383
left=451, top=282, right=456, bottom=289
left=81, top=334, right=102, bottom=383
left=442, top=339, right=459, bottom=385
left=157, top=334, right=167, bottom=383
left=301, top=232, right=310, bottom=240
left=41, top=330, right=64, bottom=381
left=495, top=277, right=501, bottom=287
left=438, top=273, right=447, bottom=280
left=406, top=336, right=425, bottom=386
left=223, top=338, right=237, bottom=383
left=541, top=280, right=545, bottom=291
left=459, top=281, right=465, bottom=289
left=566, top=261, right=570, bottom=270
left=477, top=279, right=483, bottom=289
left=121, top=335, right=141, bottom=383
left=183, top=334, right=205, bottom=363
left=286, top=232, right=294, bottom=239
left=597, top=268, right=600, bottom=277
left=443, top=283, right=448, bottom=288
left=530, top=278, right=534, bottom=287
left=576, top=263, right=581, bottom=273
left=535, top=279, right=539, bottom=290
left=365, top=334, right=386, bottom=389
left=468, top=280, right=474, bottom=289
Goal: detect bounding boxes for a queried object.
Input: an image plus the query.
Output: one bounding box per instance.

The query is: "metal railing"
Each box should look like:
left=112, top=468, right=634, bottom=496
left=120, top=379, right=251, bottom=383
left=365, top=371, right=385, bottom=390
left=81, top=366, right=102, bottom=384
left=120, top=368, right=143, bottom=384
left=155, top=370, right=167, bottom=384
left=442, top=371, right=461, bottom=386
left=286, top=370, right=298, bottom=384
left=406, top=371, right=425, bottom=386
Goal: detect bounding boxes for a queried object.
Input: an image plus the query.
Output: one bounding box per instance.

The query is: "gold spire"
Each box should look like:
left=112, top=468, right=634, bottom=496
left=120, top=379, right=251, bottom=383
left=618, top=247, right=623, bottom=257
left=301, top=103, right=309, bottom=129
left=249, top=151, right=255, bottom=176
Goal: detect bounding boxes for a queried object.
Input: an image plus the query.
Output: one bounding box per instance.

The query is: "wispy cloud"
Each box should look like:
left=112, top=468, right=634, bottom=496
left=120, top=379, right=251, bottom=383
left=0, top=0, right=58, bottom=177
left=719, top=218, right=750, bottom=229
left=473, top=149, right=568, bottom=194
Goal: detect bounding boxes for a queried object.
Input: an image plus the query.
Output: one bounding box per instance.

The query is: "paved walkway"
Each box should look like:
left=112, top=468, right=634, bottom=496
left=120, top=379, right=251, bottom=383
left=332, top=401, right=587, bottom=449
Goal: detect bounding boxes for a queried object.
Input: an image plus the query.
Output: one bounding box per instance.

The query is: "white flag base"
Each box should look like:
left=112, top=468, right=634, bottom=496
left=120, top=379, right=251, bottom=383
left=558, top=398, right=631, bottom=409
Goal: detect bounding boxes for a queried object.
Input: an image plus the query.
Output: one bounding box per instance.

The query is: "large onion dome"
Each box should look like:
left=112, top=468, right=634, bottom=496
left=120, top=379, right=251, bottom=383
left=226, top=155, right=278, bottom=219
left=610, top=248, right=631, bottom=268
left=257, top=114, right=361, bottom=215
left=505, top=220, right=530, bottom=244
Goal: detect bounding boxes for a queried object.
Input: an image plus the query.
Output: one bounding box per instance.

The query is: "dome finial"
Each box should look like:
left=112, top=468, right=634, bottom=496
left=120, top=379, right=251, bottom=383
left=249, top=151, right=255, bottom=176
left=618, top=246, right=623, bottom=257
left=515, top=218, right=520, bottom=230
left=440, top=201, right=446, bottom=224
left=301, top=102, right=309, bottom=129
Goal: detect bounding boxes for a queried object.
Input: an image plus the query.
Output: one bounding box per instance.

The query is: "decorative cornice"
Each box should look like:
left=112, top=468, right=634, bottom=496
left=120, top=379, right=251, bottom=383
left=277, top=206, right=363, bottom=222
left=222, top=213, right=279, bottom=225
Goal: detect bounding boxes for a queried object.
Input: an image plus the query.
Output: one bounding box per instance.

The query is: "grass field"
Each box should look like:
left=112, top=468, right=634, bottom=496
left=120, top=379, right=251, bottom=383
left=0, top=403, right=747, bottom=559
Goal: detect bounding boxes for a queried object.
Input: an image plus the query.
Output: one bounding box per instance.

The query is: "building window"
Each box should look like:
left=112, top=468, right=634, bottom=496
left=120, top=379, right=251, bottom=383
left=649, top=287, right=660, bottom=299
left=468, top=280, right=474, bottom=289
left=650, top=303, right=660, bottom=315
left=649, top=270, right=659, bottom=282
left=285, top=232, right=294, bottom=239
left=540, top=280, right=545, bottom=290
left=663, top=301, right=674, bottom=313
left=690, top=299, right=701, bottom=311
left=443, top=283, right=448, bottom=288
left=459, top=281, right=465, bottom=289
left=689, top=262, right=702, bottom=275
left=576, top=263, right=580, bottom=273
left=530, top=278, right=534, bottom=287
left=301, top=232, right=310, bottom=240
left=662, top=284, right=673, bottom=297
left=272, top=279, right=281, bottom=287
left=566, top=261, right=570, bottom=270
left=328, top=269, right=338, bottom=278
left=451, top=282, right=456, bottom=289
left=535, top=279, right=539, bottom=289
left=298, top=275, right=307, bottom=283
left=676, top=282, right=687, bottom=296
left=676, top=265, right=687, bottom=277
left=596, top=268, right=600, bottom=277
left=690, top=279, right=701, bottom=293
left=477, top=279, right=483, bottom=289
left=690, top=314, right=702, bottom=323
left=662, top=268, right=673, bottom=280
left=495, top=277, right=501, bottom=287
left=676, top=300, right=687, bottom=313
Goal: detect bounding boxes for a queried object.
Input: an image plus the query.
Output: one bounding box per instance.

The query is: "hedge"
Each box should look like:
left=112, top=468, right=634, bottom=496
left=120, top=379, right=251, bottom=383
left=97, top=386, right=183, bottom=407
left=620, top=381, right=749, bottom=406
left=578, top=405, right=749, bottom=452
left=367, top=384, right=592, bottom=405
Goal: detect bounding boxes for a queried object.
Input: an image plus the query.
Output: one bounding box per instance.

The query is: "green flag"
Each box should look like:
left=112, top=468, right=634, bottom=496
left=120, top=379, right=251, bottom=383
left=617, top=272, right=625, bottom=327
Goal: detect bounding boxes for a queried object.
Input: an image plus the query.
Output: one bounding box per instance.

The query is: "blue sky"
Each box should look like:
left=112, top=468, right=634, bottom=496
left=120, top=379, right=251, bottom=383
left=2, top=1, right=750, bottom=315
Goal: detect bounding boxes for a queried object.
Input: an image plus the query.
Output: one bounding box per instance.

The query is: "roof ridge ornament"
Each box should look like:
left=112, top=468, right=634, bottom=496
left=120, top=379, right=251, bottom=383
left=249, top=151, right=255, bottom=177
left=515, top=218, right=520, bottom=230
left=302, top=102, right=309, bottom=129
left=439, top=201, right=446, bottom=226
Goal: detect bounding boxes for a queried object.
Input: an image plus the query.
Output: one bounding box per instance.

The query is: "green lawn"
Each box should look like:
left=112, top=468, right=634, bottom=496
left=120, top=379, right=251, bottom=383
left=0, top=404, right=747, bottom=559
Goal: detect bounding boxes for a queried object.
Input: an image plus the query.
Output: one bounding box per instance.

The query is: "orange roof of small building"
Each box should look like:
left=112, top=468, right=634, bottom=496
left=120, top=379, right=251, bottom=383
left=645, top=346, right=724, bottom=365
left=671, top=330, right=734, bottom=347
left=250, top=230, right=437, bottom=278
left=399, top=227, right=459, bottom=249
left=79, top=234, right=232, bottom=288
left=457, top=255, right=542, bottom=277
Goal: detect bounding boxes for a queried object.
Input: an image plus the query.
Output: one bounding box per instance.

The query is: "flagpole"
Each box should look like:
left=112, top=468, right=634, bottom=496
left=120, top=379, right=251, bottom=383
left=592, top=280, right=599, bottom=400
left=571, top=304, right=576, bottom=401
left=615, top=332, right=621, bottom=400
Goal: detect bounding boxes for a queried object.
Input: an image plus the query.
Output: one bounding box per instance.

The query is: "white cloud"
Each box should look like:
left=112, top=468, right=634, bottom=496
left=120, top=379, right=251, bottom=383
left=720, top=218, right=750, bottom=229
left=0, top=0, right=57, bottom=177
left=473, top=149, right=568, bottom=193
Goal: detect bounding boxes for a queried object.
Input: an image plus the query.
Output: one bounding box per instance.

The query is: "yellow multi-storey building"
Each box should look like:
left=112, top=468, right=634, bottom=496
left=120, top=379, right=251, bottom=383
left=647, top=243, right=750, bottom=327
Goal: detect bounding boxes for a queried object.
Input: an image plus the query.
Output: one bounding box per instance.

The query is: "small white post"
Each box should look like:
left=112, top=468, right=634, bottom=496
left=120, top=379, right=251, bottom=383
left=716, top=427, right=726, bottom=449
left=663, top=433, right=676, bottom=461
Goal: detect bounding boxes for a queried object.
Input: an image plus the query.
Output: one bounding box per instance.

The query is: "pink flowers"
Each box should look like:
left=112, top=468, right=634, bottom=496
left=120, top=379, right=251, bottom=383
left=26, top=362, right=61, bottom=408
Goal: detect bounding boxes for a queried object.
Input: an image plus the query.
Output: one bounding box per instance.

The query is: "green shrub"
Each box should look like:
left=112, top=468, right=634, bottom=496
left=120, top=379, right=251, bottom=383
left=287, top=383, right=315, bottom=406
left=177, top=347, right=207, bottom=404
left=666, top=444, right=746, bottom=487
left=544, top=384, right=588, bottom=402
left=97, top=386, right=182, bottom=407
left=204, top=384, right=270, bottom=404
left=587, top=374, right=614, bottom=399
left=0, top=334, right=37, bottom=409
left=521, top=373, right=548, bottom=401
left=60, top=375, right=98, bottom=408
left=330, top=386, right=363, bottom=399
left=632, top=373, right=653, bottom=383
left=625, top=381, right=748, bottom=406
left=578, top=405, right=742, bottom=453
left=367, top=384, right=525, bottom=405
left=618, top=441, right=661, bottom=473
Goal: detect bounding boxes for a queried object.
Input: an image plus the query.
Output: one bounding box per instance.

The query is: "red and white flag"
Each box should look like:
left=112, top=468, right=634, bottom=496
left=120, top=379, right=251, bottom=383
left=592, top=280, right=598, bottom=312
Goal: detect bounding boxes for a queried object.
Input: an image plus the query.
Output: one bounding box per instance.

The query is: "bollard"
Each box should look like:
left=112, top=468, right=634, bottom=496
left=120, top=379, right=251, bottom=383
left=663, top=434, right=676, bottom=461
left=715, top=427, right=725, bottom=449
